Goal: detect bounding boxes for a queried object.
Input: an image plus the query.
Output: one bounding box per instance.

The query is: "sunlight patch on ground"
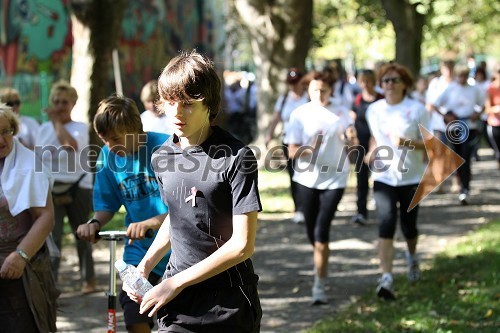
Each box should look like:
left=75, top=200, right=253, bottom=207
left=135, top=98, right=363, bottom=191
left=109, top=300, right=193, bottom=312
left=329, top=238, right=375, bottom=250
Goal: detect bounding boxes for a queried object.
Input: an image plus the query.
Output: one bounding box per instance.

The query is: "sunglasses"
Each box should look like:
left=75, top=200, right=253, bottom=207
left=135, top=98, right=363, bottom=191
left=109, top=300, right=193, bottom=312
left=6, top=100, right=21, bottom=107
left=381, top=77, right=403, bottom=84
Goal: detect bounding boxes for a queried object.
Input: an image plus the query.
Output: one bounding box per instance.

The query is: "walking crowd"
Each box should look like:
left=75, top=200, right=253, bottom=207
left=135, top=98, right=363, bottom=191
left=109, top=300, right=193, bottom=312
left=0, top=50, right=499, bottom=333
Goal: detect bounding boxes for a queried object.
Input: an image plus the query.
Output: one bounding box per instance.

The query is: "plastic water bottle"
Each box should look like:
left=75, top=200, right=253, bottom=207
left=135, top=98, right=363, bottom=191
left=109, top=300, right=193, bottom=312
left=114, top=259, right=153, bottom=297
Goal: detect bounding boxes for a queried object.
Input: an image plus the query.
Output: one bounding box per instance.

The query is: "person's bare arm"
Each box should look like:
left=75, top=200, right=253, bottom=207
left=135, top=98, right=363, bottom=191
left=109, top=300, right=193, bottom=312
left=76, top=211, right=115, bottom=243
left=0, top=190, right=54, bottom=279
left=265, top=112, right=282, bottom=148
left=136, top=214, right=172, bottom=278
left=127, top=213, right=167, bottom=244
left=485, top=91, right=500, bottom=115
left=138, top=211, right=258, bottom=317
left=45, top=108, right=78, bottom=149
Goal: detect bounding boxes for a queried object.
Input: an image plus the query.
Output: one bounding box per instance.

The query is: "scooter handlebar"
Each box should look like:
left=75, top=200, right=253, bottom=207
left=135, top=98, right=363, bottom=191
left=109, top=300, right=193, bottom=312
left=98, top=228, right=154, bottom=241
left=76, top=228, right=154, bottom=241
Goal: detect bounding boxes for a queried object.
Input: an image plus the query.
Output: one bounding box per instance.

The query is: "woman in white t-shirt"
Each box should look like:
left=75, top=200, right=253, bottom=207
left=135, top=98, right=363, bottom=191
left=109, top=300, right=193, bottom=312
left=265, top=68, right=309, bottom=223
left=287, top=72, right=356, bottom=304
left=366, top=63, right=430, bottom=300
left=35, top=80, right=95, bottom=293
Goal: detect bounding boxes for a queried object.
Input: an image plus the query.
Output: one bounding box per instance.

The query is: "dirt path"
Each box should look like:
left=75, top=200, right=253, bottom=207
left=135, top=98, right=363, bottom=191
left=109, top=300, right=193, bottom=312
left=56, top=153, right=500, bottom=333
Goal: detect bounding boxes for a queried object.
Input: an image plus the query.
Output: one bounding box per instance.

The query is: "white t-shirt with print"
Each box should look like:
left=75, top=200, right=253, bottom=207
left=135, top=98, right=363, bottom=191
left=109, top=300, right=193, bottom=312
left=366, top=97, right=430, bottom=187
left=287, top=101, right=350, bottom=190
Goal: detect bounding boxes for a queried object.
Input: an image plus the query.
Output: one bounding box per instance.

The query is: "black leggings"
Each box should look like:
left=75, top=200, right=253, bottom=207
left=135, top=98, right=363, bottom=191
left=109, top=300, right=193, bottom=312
left=353, top=140, right=370, bottom=217
left=487, top=125, right=500, bottom=162
left=449, top=130, right=477, bottom=192
left=297, top=183, right=345, bottom=244
left=283, top=143, right=302, bottom=212
left=373, top=182, right=419, bottom=239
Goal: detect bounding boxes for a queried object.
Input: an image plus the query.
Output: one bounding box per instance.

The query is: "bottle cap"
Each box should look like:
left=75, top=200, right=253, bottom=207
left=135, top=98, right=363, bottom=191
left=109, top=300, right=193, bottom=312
left=114, top=259, right=127, bottom=272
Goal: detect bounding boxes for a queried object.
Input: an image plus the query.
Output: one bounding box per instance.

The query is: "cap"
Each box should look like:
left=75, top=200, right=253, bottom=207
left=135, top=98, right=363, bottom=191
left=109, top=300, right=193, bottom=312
left=115, top=259, right=128, bottom=272
left=287, top=68, right=303, bottom=84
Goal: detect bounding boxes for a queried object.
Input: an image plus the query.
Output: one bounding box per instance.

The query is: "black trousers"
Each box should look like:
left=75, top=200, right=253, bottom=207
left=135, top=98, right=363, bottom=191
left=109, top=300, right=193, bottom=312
left=450, top=130, right=478, bottom=192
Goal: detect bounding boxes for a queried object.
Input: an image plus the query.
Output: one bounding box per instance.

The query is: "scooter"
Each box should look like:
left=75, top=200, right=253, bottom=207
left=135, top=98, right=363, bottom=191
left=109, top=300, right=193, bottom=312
left=97, top=229, right=153, bottom=333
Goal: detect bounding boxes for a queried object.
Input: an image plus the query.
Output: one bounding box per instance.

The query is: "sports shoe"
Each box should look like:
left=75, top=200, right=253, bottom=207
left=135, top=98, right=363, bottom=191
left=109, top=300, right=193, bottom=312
left=376, top=275, right=395, bottom=300
left=351, top=214, right=367, bottom=226
left=408, top=261, right=421, bottom=283
left=458, top=191, right=468, bottom=205
left=312, top=284, right=328, bottom=305
left=292, top=211, right=305, bottom=224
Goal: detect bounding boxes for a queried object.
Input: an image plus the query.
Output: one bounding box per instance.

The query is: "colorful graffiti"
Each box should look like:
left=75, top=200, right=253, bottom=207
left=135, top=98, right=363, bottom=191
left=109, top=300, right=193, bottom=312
left=0, top=0, right=218, bottom=118
left=119, top=0, right=213, bottom=105
left=0, top=0, right=72, bottom=119
left=1, top=0, right=72, bottom=73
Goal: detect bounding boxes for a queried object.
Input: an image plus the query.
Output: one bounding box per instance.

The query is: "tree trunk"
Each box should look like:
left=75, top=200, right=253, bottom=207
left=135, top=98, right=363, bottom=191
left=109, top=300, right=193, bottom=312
left=233, top=0, right=313, bottom=151
left=70, top=0, right=126, bottom=147
left=381, top=0, right=425, bottom=77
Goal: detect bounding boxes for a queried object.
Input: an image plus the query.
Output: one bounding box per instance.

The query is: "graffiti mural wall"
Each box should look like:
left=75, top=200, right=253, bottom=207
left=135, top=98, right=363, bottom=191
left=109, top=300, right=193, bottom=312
left=119, top=0, right=217, bottom=106
left=0, top=0, right=221, bottom=119
left=0, top=0, right=73, bottom=120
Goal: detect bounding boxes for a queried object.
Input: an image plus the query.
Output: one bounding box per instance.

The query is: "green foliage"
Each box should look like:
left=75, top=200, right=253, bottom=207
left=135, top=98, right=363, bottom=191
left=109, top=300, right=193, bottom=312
left=425, top=0, right=500, bottom=58
left=312, top=0, right=499, bottom=69
left=307, top=220, right=500, bottom=333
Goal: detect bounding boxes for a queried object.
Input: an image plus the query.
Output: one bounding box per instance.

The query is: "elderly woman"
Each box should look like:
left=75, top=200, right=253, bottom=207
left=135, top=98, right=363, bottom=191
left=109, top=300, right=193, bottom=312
left=0, top=88, right=40, bottom=150
left=35, top=80, right=95, bottom=293
left=366, top=63, right=430, bottom=300
left=0, top=105, right=57, bottom=332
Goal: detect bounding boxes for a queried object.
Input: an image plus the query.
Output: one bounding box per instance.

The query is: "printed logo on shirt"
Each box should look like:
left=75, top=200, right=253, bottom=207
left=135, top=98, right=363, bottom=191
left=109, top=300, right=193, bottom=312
left=119, top=173, right=160, bottom=202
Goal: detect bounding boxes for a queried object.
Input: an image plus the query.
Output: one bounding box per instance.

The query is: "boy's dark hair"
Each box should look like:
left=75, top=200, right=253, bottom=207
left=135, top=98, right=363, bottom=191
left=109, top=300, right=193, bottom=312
left=156, top=50, right=221, bottom=121
left=94, top=94, right=143, bottom=137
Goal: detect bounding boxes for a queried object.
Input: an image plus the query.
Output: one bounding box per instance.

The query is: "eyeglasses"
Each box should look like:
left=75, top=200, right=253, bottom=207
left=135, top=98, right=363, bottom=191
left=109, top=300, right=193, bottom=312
left=381, top=77, right=403, bottom=85
left=6, top=100, right=21, bottom=107
left=0, top=128, right=14, bottom=138
left=52, top=99, right=70, bottom=105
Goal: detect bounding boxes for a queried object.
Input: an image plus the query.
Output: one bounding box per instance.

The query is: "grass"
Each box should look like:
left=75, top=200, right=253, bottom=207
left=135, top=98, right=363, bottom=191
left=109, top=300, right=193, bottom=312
left=307, top=220, right=500, bottom=333
left=258, top=168, right=295, bottom=214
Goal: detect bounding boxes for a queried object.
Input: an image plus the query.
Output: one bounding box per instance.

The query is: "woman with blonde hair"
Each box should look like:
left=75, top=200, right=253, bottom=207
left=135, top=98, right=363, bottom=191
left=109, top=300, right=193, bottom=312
left=0, top=105, right=58, bottom=332
left=35, top=80, right=96, bottom=293
left=0, top=88, right=40, bottom=149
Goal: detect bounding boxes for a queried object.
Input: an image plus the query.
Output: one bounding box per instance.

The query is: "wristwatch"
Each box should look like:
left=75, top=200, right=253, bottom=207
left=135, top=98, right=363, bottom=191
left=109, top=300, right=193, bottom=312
left=16, top=249, right=30, bottom=263
left=87, top=218, right=101, bottom=228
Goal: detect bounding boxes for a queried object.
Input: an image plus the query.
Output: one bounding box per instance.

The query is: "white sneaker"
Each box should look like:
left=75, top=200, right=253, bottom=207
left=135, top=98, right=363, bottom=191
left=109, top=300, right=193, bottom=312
left=408, top=261, right=421, bottom=282
left=292, top=211, right=305, bottom=224
left=458, top=191, right=469, bottom=205
left=376, top=275, right=395, bottom=300
left=312, top=284, right=328, bottom=305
